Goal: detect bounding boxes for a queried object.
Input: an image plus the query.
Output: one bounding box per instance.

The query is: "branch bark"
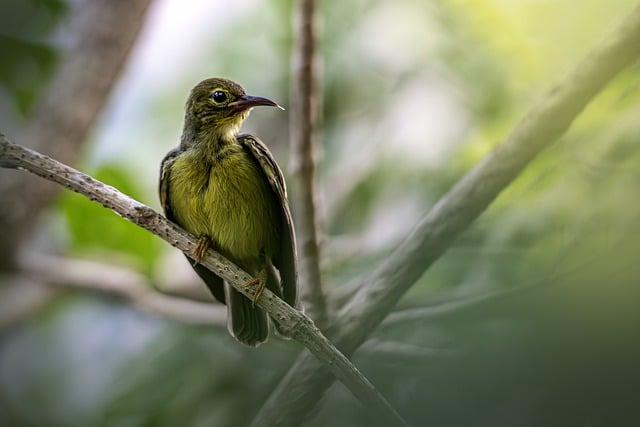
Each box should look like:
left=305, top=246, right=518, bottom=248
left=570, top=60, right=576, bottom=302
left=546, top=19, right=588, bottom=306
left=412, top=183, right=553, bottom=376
left=290, top=0, right=328, bottom=328
left=0, top=0, right=153, bottom=270
left=0, top=134, right=407, bottom=427
left=251, top=4, right=640, bottom=425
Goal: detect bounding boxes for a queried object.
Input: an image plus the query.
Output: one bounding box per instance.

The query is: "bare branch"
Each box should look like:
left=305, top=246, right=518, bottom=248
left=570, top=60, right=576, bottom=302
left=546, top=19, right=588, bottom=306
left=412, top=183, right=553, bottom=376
left=357, top=339, right=455, bottom=366
left=251, top=5, right=640, bottom=425
left=17, top=253, right=227, bottom=327
left=381, top=209, right=640, bottom=330
left=379, top=285, right=539, bottom=331
left=0, top=0, right=153, bottom=270
left=0, top=135, right=407, bottom=427
left=290, top=0, right=328, bottom=328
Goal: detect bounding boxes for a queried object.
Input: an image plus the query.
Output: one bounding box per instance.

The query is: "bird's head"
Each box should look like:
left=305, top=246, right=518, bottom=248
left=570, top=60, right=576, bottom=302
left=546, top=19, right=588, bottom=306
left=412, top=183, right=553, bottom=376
left=184, top=78, right=282, bottom=140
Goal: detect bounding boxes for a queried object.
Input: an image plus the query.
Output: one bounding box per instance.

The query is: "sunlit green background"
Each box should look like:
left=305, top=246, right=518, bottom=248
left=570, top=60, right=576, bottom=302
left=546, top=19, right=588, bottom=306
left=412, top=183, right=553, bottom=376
left=1, top=0, right=640, bottom=426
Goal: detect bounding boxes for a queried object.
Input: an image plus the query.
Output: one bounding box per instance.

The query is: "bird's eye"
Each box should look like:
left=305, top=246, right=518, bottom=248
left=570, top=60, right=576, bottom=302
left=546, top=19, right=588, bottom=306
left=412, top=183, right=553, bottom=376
left=211, top=90, right=228, bottom=103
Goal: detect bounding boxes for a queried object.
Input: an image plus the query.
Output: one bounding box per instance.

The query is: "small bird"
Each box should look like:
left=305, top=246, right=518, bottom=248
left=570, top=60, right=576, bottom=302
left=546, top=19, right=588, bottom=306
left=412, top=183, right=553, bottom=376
left=159, top=78, right=299, bottom=346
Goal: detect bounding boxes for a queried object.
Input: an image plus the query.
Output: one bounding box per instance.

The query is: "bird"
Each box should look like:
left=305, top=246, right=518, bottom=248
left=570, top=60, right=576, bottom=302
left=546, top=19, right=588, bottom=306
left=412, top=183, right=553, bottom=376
left=159, top=78, right=299, bottom=346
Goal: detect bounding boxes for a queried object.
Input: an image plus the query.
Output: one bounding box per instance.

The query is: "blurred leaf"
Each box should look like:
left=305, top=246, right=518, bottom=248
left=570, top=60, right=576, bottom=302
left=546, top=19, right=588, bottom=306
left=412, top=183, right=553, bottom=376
left=58, top=164, right=163, bottom=276
left=0, top=0, right=67, bottom=114
left=0, top=35, right=58, bottom=114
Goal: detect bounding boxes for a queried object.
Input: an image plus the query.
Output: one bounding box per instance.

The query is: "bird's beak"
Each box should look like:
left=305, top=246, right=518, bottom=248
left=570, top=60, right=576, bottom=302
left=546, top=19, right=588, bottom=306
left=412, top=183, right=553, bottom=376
left=228, top=95, right=285, bottom=113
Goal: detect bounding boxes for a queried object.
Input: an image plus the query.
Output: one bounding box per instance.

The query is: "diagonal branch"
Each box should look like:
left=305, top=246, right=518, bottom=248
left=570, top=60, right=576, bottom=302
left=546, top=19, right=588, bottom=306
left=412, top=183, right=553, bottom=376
left=251, top=4, right=640, bottom=425
left=0, top=134, right=407, bottom=427
left=290, top=0, right=328, bottom=328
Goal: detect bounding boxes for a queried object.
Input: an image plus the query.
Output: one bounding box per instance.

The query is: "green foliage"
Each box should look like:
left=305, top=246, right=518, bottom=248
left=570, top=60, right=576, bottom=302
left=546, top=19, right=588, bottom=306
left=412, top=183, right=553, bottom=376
left=103, top=327, right=298, bottom=427
left=3, top=0, right=640, bottom=426
left=58, top=164, right=162, bottom=276
left=0, top=0, right=67, bottom=115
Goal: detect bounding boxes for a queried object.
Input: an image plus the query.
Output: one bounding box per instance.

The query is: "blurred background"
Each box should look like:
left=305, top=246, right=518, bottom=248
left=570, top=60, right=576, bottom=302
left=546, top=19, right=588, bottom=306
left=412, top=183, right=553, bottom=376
left=1, top=0, right=640, bottom=426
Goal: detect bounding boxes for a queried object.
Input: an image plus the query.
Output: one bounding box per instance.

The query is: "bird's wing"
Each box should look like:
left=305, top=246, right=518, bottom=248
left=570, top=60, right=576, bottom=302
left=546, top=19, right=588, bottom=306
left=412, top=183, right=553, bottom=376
left=159, top=148, right=181, bottom=222
left=159, top=148, right=226, bottom=304
left=238, top=134, right=300, bottom=309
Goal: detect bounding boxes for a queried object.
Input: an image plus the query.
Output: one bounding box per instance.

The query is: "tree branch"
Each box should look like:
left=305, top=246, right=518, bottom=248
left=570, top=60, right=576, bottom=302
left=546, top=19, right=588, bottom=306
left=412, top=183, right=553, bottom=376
left=11, top=252, right=448, bottom=367
left=0, top=0, right=153, bottom=270
left=290, top=0, right=328, bottom=328
left=17, top=253, right=227, bottom=327
left=251, top=4, right=640, bottom=425
left=0, top=134, right=407, bottom=427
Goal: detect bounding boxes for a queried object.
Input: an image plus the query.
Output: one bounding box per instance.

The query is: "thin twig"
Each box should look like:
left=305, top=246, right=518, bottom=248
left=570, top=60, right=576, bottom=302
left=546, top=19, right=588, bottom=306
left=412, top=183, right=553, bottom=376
left=0, top=135, right=407, bottom=427
left=357, top=339, right=455, bottom=366
left=382, top=206, right=640, bottom=330
left=251, top=5, right=640, bottom=425
left=290, top=0, right=328, bottom=328
left=0, top=0, right=153, bottom=270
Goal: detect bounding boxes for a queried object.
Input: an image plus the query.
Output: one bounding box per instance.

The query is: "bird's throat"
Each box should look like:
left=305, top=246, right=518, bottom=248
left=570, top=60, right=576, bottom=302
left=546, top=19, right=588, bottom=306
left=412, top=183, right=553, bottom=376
left=186, top=113, right=249, bottom=158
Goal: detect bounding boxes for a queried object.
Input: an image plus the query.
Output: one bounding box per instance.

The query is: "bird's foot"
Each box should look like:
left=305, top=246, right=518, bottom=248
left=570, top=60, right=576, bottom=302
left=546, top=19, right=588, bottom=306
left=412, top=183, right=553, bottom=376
left=246, top=269, right=268, bottom=307
left=193, top=236, right=211, bottom=262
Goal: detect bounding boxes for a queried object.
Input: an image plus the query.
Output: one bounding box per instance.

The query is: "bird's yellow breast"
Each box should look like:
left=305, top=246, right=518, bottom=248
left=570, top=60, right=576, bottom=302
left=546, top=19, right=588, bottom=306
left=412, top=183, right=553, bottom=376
left=168, top=144, right=280, bottom=265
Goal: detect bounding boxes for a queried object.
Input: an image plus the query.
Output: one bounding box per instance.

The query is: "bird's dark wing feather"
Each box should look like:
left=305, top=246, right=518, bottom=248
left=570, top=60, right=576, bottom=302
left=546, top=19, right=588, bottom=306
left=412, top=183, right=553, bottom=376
left=159, top=148, right=180, bottom=221
left=159, top=148, right=226, bottom=304
left=238, top=134, right=300, bottom=309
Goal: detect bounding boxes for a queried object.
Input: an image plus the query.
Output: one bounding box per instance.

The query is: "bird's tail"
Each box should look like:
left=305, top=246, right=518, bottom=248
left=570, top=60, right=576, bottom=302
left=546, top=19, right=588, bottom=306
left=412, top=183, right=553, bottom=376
left=225, top=283, right=269, bottom=347
left=225, top=264, right=289, bottom=346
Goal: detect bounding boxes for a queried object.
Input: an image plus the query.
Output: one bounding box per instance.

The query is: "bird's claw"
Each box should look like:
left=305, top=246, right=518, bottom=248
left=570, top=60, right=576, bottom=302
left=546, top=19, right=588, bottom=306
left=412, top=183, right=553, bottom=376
left=247, top=270, right=267, bottom=307
left=193, top=236, right=211, bottom=262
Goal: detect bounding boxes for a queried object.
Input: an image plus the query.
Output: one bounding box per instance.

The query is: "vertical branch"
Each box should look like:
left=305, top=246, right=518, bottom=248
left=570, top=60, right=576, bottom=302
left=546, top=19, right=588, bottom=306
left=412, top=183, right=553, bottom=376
left=251, top=4, right=640, bottom=425
left=0, top=0, right=153, bottom=270
left=290, top=0, right=328, bottom=327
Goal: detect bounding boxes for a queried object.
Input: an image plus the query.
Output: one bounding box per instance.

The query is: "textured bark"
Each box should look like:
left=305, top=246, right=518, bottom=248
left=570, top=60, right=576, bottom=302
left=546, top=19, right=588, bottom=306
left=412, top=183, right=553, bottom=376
left=0, top=0, right=153, bottom=270
left=0, top=135, right=407, bottom=427
left=251, top=4, right=640, bottom=426
left=290, top=0, right=328, bottom=328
